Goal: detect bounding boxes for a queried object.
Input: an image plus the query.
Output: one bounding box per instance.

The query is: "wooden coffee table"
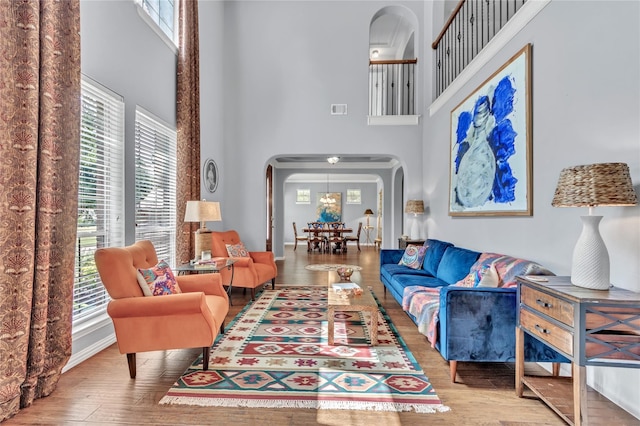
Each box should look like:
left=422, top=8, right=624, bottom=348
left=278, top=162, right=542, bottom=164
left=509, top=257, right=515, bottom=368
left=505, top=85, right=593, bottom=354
left=326, top=274, right=379, bottom=346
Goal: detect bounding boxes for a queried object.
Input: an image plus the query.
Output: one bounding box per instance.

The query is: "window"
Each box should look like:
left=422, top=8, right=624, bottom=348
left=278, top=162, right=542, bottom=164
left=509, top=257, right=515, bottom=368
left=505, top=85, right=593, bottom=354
left=136, top=0, right=177, bottom=49
left=296, top=189, right=311, bottom=204
left=74, top=77, right=125, bottom=324
left=346, top=189, right=362, bottom=204
left=134, top=107, right=177, bottom=266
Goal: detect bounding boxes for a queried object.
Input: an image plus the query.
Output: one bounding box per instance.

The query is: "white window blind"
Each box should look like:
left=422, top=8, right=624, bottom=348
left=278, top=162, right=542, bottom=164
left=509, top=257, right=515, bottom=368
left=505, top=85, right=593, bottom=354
left=134, top=107, right=177, bottom=266
left=74, top=77, right=125, bottom=324
left=138, top=0, right=177, bottom=44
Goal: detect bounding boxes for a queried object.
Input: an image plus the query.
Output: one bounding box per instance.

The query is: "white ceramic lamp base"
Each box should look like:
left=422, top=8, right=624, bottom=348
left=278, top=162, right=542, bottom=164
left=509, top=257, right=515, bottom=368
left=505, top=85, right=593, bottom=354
left=570, top=215, right=610, bottom=290
left=410, top=216, right=421, bottom=240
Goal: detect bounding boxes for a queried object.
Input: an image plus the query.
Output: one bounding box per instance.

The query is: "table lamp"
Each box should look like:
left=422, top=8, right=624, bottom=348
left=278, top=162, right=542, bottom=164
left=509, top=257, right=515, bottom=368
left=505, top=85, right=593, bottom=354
left=405, top=200, right=424, bottom=240
left=184, top=200, right=222, bottom=260
left=552, top=163, right=637, bottom=290
left=364, top=208, right=374, bottom=227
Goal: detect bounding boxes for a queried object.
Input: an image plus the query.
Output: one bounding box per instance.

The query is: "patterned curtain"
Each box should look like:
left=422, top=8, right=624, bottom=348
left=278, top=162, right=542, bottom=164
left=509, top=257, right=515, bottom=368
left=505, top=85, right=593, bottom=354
left=0, top=0, right=81, bottom=421
left=176, top=0, right=201, bottom=264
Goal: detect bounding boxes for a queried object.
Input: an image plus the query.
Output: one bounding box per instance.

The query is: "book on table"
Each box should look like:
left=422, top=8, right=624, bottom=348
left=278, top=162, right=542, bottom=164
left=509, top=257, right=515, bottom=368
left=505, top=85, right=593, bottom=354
left=331, top=282, right=361, bottom=291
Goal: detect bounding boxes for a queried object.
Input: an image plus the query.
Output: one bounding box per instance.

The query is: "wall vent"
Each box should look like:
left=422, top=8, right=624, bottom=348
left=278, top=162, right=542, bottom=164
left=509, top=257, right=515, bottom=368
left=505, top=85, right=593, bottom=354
left=330, top=104, right=348, bottom=115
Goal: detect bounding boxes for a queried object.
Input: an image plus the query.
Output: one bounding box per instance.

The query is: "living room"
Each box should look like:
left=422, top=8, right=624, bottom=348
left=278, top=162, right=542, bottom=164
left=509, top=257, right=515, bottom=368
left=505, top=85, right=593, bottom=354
left=1, top=0, right=638, bottom=423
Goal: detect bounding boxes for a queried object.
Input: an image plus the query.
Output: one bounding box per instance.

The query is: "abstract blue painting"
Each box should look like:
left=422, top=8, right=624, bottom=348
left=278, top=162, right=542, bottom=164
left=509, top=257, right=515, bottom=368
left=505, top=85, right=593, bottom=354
left=316, top=192, right=342, bottom=222
left=449, top=44, right=532, bottom=216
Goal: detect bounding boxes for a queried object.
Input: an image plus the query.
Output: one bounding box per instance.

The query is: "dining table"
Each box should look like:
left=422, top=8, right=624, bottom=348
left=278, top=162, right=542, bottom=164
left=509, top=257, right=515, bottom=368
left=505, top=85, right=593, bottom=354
left=303, top=225, right=353, bottom=253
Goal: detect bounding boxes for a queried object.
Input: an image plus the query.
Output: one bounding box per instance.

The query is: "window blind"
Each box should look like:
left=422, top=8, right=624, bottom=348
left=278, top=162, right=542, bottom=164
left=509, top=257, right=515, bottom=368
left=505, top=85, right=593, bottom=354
left=134, top=107, right=177, bottom=266
left=74, top=77, right=125, bottom=324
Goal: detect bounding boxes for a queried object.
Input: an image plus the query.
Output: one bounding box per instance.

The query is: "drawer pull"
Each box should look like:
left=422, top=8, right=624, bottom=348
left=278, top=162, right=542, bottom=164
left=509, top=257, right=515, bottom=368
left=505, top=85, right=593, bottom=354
left=534, top=324, right=550, bottom=334
left=535, top=299, right=552, bottom=309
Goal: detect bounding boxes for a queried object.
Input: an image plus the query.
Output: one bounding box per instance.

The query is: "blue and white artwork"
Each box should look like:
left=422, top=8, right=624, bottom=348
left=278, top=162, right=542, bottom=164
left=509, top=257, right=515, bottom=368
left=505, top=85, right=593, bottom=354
left=449, top=44, right=532, bottom=216
left=316, top=192, right=342, bottom=222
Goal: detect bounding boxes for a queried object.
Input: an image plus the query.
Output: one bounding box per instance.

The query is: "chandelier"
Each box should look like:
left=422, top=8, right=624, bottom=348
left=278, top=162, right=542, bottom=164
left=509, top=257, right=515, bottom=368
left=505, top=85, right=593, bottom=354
left=320, top=174, right=336, bottom=205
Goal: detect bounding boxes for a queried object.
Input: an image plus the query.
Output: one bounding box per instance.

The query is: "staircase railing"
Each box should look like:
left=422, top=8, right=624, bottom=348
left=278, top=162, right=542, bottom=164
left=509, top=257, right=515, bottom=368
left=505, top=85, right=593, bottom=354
left=433, top=0, right=528, bottom=97
left=368, top=59, right=417, bottom=116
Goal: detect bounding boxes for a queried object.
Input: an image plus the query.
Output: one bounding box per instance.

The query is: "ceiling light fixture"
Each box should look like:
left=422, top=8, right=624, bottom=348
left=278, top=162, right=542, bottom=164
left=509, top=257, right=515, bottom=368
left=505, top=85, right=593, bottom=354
left=320, top=174, right=336, bottom=206
left=327, top=156, right=340, bottom=165
left=371, top=49, right=379, bottom=59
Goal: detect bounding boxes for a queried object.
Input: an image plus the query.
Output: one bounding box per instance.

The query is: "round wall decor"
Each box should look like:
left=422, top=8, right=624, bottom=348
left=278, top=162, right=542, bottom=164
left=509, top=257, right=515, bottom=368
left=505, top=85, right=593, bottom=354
left=203, top=158, right=218, bottom=193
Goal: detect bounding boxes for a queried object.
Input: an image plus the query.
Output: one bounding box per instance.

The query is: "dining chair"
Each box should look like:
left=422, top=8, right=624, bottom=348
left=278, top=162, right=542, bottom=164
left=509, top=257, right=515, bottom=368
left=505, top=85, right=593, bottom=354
left=326, top=222, right=346, bottom=254
left=343, top=221, right=363, bottom=252
left=306, top=222, right=326, bottom=253
left=292, top=222, right=308, bottom=251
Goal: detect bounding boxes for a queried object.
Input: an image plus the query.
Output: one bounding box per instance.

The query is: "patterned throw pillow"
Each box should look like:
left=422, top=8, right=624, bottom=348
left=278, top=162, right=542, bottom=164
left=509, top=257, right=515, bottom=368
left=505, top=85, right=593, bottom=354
left=136, top=260, right=181, bottom=296
left=398, top=244, right=428, bottom=270
left=226, top=241, right=250, bottom=257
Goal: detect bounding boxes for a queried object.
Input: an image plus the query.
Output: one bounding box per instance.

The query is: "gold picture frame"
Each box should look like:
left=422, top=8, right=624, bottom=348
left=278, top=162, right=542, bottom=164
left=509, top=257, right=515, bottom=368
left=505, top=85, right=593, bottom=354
left=449, top=44, right=533, bottom=216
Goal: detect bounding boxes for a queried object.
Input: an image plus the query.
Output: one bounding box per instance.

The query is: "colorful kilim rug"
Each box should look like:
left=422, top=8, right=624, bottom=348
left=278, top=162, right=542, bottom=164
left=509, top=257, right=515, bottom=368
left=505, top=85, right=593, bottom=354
left=160, top=287, right=448, bottom=413
left=304, top=263, right=363, bottom=272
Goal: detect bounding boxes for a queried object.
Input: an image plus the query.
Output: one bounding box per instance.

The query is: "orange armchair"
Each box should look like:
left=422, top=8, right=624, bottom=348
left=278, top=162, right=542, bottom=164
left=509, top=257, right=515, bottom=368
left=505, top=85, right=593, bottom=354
left=94, top=240, right=229, bottom=378
left=210, top=230, right=277, bottom=300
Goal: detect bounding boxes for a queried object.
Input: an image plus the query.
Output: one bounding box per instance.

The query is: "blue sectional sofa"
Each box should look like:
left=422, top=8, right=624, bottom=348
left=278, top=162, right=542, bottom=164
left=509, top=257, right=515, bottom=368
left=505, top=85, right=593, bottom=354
left=380, top=238, right=569, bottom=381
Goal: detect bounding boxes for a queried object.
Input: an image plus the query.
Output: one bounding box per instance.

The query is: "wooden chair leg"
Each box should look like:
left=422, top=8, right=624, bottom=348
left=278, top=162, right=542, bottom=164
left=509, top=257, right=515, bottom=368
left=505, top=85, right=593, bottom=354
left=220, top=321, right=225, bottom=334
left=294, top=240, right=297, bottom=251
left=357, top=241, right=361, bottom=251
left=450, top=360, right=457, bottom=383
left=271, top=278, right=275, bottom=289
left=251, top=288, right=255, bottom=300
left=127, top=353, right=136, bottom=379
left=202, top=347, right=210, bottom=371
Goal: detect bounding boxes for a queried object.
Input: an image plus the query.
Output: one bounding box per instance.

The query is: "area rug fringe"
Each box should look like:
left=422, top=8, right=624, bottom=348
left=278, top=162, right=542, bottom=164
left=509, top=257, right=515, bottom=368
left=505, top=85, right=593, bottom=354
left=160, top=396, right=450, bottom=413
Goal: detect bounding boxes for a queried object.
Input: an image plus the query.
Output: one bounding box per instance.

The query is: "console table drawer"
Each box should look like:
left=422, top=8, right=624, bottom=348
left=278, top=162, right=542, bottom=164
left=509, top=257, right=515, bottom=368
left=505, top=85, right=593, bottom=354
left=520, top=308, right=573, bottom=356
left=521, top=285, right=574, bottom=327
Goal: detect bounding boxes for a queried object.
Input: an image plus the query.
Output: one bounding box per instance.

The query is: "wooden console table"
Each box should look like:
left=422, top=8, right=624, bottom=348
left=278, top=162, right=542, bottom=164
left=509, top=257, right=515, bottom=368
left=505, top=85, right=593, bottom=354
left=398, top=238, right=425, bottom=249
left=515, top=276, right=640, bottom=425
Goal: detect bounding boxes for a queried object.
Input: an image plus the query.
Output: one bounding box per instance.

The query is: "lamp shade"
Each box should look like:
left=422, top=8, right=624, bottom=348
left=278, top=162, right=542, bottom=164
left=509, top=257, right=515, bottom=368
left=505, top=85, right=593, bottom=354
left=405, top=200, right=425, bottom=215
left=184, top=200, right=222, bottom=224
left=552, top=163, right=638, bottom=207
left=364, top=208, right=374, bottom=215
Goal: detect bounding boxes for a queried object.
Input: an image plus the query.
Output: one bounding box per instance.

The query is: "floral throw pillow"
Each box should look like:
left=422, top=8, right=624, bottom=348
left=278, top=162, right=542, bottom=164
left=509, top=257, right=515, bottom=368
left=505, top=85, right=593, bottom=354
left=226, top=241, right=250, bottom=257
left=136, top=260, right=182, bottom=296
left=398, top=244, right=428, bottom=270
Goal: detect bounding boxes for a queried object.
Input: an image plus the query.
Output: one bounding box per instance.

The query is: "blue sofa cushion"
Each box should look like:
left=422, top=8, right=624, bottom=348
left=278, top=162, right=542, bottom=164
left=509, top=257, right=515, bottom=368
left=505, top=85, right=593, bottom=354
left=422, top=239, right=453, bottom=276
left=396, top=274, right=448, bottom=289
left=436, top=246, right=481, bottom=284
left=380, top=263, right=432, bottom=283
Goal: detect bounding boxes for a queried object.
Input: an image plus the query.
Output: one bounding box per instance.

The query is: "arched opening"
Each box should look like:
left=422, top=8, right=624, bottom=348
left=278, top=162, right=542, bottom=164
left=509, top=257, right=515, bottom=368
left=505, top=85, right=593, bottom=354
left=368, top=6, right=419, bottom=122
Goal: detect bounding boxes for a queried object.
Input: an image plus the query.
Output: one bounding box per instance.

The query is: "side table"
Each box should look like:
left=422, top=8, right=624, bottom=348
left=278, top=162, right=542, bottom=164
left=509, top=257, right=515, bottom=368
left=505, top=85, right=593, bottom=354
left=175, top=258, right=237, bottom=305
left=398, top=238, right=426, bottom=249
left=516, top=275, right=640, bottom=425
left=363, top=225, right=374, bottom=246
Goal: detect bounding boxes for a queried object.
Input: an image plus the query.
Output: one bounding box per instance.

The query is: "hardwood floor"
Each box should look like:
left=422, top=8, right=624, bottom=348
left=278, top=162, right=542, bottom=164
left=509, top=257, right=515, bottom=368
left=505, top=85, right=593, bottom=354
left=5, top=245, right=638, bottom=425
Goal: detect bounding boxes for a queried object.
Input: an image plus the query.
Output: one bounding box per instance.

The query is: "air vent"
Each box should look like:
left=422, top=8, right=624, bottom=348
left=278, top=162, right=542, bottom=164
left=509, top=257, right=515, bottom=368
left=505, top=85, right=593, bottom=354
left=330, top=104, right=347, bottom=115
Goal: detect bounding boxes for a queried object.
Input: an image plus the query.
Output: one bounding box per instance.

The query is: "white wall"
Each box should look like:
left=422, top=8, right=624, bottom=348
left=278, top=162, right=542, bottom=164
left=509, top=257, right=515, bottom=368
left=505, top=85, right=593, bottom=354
left=423, top=0, right=640, bottom=418
left=216, top=1, right=425, bottom=252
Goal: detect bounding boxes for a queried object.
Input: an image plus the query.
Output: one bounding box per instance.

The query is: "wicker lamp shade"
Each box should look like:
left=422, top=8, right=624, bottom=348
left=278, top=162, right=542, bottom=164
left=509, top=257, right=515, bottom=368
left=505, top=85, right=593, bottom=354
left=552, top=162, right=637, bottom=291
left=552, top=163, right=638, bottom=207
left=405, top=200, right=425, bottom=215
